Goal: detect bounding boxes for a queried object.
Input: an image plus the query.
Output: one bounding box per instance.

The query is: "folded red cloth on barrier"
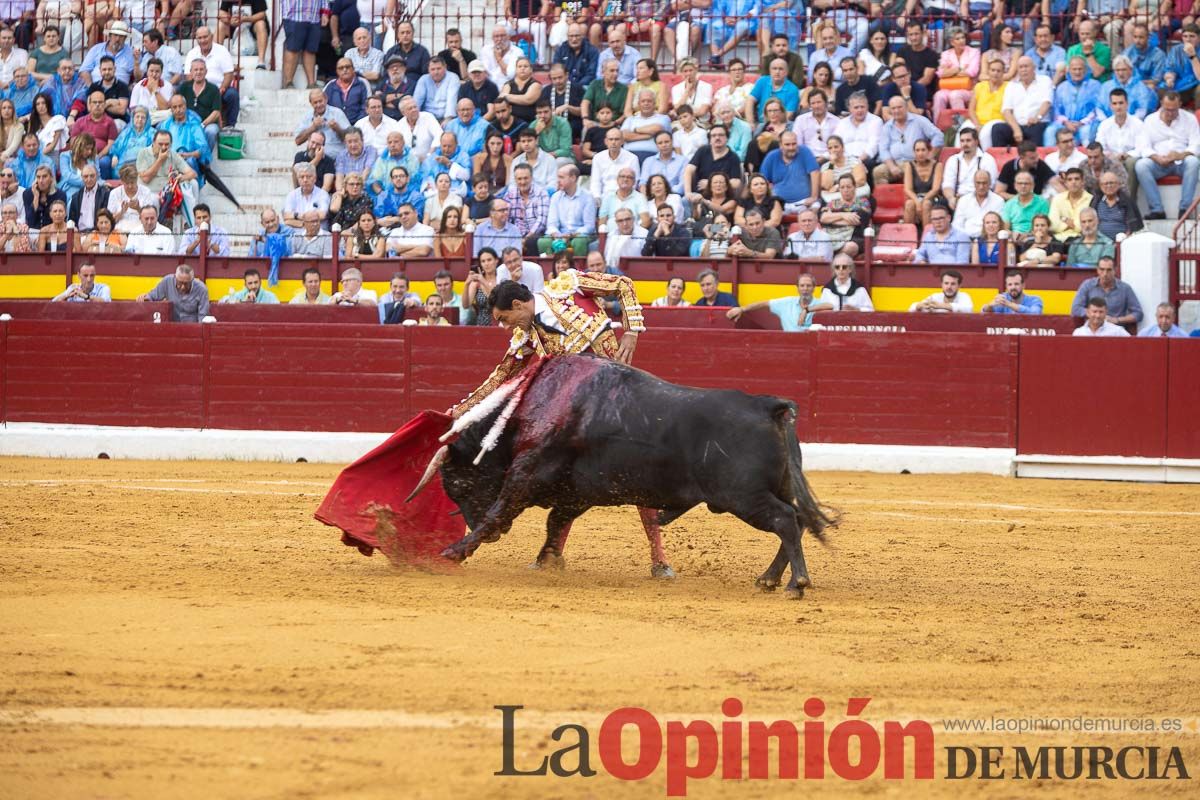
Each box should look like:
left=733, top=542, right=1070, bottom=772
left=315, top=410, right=465, bottom=565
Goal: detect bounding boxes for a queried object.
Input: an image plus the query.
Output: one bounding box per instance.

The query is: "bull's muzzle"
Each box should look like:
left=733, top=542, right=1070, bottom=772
left=405, top=445, right=449, bottom=503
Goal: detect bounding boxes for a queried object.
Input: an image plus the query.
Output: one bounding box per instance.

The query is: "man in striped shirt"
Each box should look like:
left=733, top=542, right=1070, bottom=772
left=501, top=163, right=550, bottom=256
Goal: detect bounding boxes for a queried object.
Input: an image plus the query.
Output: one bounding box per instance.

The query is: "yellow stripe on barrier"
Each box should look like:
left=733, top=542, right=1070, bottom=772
left=0, top=275, right=65, bottom=299
left=103, top=276, right=174, bottom=301
left=869, top=287, right=1077, bottom=315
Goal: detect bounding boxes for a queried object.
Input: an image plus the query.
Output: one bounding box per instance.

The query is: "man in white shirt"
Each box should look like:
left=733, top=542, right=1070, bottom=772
left=598, top=167, right=650, bottom=229
left=0, top=27, right=27, bottom=88
left=282, top=162, right=331, bottom=228
left=1095, top=88, right=1144, bottom=200
left=497, top=246, right=546, bottom=293
left=952, top=170, right=1006, bottom=238
left=125, top=205, right=175, bottom=254
left=784, top=209, right=833, bottom=260
left=182, top=26, right=233, bottom=85
left=481, top=25, right=519, bottom=88
left=590, top=126, right=639, bottom=204
left=909, top=269, right=974, bottom=313
left=385, top=203, right=435, bottom=256
left=942, top=127, right=998, bottom=210
left=832, top=93, right=882, bottom=163
left=130, top=57, right=173, bottom=119
left=1073, top=296, right=1130, bottom=336
left=1043, top=130, right=1087, bottom=193
left=672, top=104, right=709, bottom=161
left=791, top=91, right=839, bottom=162
left=603, top=208, right=647, bottom=269
left=182, top=27, right=238, bottom=127
left=396, top=96, right=442, bottom=162
left=993, top=57, right=1053, bottom=148
left=330, top=266, right=378, bottom=307
left=510, top=129, right=557, bottom=192
left=52, top=263, right=112, bottom=302
left=354, top=96, right=400, bottom=153
left=1133, top=90, right=1200, bottom=219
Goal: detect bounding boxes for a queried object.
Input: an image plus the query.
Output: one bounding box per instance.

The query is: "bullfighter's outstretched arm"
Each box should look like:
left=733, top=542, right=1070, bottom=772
left=449, top=339, right=535, bottom=419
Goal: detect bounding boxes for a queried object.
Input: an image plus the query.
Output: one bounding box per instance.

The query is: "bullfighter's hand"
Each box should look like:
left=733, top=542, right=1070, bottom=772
left=615, top=332, right=638, bottom=365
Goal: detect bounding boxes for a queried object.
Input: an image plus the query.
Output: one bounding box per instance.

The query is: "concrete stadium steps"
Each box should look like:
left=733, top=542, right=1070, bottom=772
left=200, top=81, right=306, bottom=242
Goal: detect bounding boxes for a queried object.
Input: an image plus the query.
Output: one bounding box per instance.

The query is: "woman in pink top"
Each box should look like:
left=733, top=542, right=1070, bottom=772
left=932, top=27, right=981, bottom=120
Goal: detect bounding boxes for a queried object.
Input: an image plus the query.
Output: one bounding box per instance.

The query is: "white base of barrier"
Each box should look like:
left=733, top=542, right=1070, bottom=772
left=1, top=424, right=1196, bottom=483
left=0, top=423, right=384, bottom=465
left=1016, top=454, right=1200, bottom=484
left=801, top=443, right=1015, bottom=476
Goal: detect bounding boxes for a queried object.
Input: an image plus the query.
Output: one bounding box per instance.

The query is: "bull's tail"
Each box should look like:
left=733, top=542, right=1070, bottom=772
left=775, top=403, right=838, bottom=543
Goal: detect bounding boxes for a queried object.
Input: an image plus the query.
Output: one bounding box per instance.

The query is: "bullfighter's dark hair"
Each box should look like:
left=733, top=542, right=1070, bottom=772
left=490, top=280, right=533, bottom=311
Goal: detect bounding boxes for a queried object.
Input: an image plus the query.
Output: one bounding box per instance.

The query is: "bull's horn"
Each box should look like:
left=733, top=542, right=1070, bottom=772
left=405, top=445, right=449, bottom=503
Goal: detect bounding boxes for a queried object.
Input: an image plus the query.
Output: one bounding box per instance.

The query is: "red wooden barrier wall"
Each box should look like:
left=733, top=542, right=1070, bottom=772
left=3, top=321, right=204, bottom=428
left=0, top=321, right=1196, bottom=461
left=1017, top=338, right=1170, bottom=458
left=204, top=323, right=411, bottom=432
left=208, top=303, right=379, bottom=325
left=812, top=333, right=1017, bottom=448
left=1166, top=341, right=1200, bottom=460
left=0, top=300, right=174, bottom=322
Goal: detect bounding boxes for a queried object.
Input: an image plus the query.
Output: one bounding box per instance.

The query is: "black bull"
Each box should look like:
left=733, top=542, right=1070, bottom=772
left=410, top=355, right=835, bottom=596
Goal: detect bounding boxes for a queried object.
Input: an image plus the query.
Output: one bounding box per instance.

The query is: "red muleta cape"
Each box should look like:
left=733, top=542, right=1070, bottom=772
left=314, top=410, right=466, bottom=565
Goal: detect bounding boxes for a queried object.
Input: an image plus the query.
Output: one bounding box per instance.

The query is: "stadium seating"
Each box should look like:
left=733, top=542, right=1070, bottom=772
left=935, top=109, right=962, bottom=133
left=872, top=184, right=907, bottom=224
left=988, top=148, right=1017, bottom=172
left=872, top=223, right=919, bottom=262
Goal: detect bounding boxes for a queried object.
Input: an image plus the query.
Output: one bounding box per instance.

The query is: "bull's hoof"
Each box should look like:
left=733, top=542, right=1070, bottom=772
left=755, top=576, right=780, bottom=592
left=531, top=552, right=566, bottom=570
left=440, top=544, right=469, bottom=562
left=650, top=564, right=676, bottom=579
left=784, top=586, right=806, bottom=600
left=794, top=574, right=812, bottom=589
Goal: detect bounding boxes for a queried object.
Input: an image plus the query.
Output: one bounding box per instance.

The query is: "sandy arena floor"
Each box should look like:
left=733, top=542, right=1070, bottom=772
left=0, top=457, right=1198, bottom=798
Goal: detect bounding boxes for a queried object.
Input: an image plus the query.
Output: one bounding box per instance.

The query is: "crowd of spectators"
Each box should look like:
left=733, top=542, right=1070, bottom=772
left=259, top=13, right=1197, bottom=277
left=14, top=2, right=1200, bottom=334
left=0, top=11, right=242, bottom=248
